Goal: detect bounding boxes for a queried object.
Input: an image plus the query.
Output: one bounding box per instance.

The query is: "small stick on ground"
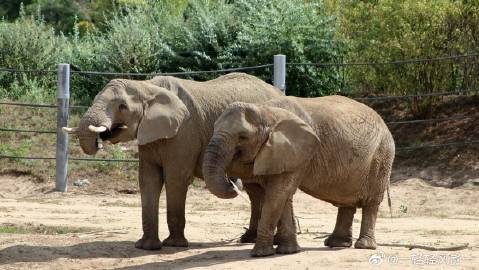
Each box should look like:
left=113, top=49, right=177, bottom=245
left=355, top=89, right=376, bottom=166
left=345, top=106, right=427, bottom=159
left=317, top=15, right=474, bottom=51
left=379, top=243, right=469, bottom=251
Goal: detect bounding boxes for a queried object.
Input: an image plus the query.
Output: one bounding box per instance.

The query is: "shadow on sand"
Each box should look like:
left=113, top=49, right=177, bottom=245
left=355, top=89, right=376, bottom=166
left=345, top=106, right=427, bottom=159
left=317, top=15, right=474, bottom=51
left=0, top=240, right=345, bottom=269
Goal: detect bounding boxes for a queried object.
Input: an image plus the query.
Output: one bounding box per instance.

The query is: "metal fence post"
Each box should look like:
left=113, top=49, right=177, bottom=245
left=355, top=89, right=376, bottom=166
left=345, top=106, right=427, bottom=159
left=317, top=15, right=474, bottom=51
left=56, top=64, right=70, bottom=192
left=273, top=54, right=286, bottom=94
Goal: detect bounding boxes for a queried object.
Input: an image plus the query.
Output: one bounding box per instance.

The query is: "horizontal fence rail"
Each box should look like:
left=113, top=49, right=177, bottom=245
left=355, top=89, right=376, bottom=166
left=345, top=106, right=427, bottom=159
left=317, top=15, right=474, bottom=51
left=0, top=101, right=88, bottom=109
left=0, top=67, right=57, bottom=74
left=0, top=127, right=56, bottom=134
left=288, top=53, right=479, bottom=67
left=353, top=89, right=478, bottom=101
left=2, top=53, right=477, bottom=75
left=1, top=114, right=475, bottom=136
left=71, top=64, right=273, bottom=77
left=396, top=140, right=479, bottom=151
left=0, top=155, right=139, bottom=162
left=386, top=116, right=473, bottom=125
left=3, top=139, right=479, bottom=163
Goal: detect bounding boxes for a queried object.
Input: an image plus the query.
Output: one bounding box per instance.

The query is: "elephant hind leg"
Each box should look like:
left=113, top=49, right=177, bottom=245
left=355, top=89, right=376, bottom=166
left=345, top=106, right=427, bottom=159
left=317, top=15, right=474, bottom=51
left=325, top=207, right=356, bottom=248
left=354, top=140, right=393, bottom=250
left=354, top=204, right=379, bottom=249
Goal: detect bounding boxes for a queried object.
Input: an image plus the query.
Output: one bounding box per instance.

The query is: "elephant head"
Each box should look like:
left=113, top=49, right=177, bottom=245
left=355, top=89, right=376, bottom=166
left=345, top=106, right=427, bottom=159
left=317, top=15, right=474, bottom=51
left=63, top=79, right=190, bottom=155
left=203, top=102, right=320, bottom=199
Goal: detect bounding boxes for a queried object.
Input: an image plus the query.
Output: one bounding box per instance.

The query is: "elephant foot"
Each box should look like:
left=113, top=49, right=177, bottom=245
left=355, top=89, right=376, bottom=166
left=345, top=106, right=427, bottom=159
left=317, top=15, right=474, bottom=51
left=354, top=235, right=377, bottom=249
left=163, top=235, right=189, bottom=247
left=324, top=235, right=353, bottom=248
left=240, top=230, right=257, bottom=243
left=240, top=230, right=282, bottom=245
left=276, top=241, right=301, bottom=254
left=135, top=237, right=162, bottom=250
left=251, top=244, right=275, bottom=257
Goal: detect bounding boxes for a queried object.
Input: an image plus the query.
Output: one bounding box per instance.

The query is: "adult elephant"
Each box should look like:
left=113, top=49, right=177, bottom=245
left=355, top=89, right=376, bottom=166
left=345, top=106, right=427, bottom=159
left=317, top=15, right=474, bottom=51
left=203, top=96, right=395, bottom=256
left=63, top=73, right=283, bottom=249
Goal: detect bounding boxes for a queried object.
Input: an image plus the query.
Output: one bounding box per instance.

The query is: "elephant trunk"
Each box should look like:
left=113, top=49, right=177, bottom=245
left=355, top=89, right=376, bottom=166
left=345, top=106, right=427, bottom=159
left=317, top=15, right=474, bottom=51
left=78, top=103, right=112, bottom=155
left=203, top=133, right=239, bottom=199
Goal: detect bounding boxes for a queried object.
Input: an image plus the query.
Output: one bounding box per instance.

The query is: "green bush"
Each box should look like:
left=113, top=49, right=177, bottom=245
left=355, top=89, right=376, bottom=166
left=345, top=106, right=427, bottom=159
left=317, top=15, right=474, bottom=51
left=0, top=10, right=67, bottom=102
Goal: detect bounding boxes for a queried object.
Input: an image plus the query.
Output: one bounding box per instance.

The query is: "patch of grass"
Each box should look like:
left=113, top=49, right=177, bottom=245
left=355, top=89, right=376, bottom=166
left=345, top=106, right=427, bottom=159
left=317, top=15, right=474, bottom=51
left=418, top=229, right=478, bottom=236
left=0, top=222, right=94, bottom=235
left=100, top=200, right=140, bottom=207
left=191, top=178, right=205, bottom=188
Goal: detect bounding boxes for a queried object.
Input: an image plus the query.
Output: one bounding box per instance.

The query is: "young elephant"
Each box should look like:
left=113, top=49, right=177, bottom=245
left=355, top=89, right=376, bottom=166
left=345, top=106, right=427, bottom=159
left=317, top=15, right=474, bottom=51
left=63, top=73, right=283, bottom=250
left=203, top=96, right=395, bottom=257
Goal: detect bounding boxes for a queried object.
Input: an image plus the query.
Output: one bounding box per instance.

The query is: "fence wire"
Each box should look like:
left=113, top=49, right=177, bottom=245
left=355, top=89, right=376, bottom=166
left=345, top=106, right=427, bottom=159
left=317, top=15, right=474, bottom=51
left=0, top=67, right=57, bottom=74
left=0, top=155, right=138, bottom=162
left=0, top=127, right=56, bottom=134
left=0, top=101, right=88, bottom=109
left=353, top=89, right=477, bottom=101
left=386, top=116, right=473, bottom=125
left=396, top=140, right=479, bottom=151
left=71, top=64, right=273, bottom=77
left=1, top=114, right=474, bottom=136
left=288, top=53, right=479, bottom=67
left=2, top=140, right=479, bottom=163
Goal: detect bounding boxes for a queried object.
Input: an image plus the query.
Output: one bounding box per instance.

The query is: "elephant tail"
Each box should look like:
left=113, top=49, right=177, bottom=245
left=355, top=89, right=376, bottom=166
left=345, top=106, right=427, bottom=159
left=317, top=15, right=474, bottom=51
left=387, top=182, right=392, bottom=218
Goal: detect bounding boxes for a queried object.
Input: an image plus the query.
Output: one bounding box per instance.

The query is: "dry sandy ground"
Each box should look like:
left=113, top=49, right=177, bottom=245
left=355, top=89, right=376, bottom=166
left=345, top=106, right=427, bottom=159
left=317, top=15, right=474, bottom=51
left=0, top=174, right=478, bottom=270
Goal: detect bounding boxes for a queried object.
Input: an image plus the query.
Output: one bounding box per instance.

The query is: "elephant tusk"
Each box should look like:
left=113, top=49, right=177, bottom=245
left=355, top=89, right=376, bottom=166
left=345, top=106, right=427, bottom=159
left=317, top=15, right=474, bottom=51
left=62, top=127, right=78, bottom=134
left=88, top=125, right=107, bottom=133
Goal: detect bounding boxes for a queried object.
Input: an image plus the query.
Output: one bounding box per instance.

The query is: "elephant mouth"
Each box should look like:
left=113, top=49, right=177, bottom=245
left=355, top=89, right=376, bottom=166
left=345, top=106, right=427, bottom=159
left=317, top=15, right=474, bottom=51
left=99, top=123, right=128, bottom=143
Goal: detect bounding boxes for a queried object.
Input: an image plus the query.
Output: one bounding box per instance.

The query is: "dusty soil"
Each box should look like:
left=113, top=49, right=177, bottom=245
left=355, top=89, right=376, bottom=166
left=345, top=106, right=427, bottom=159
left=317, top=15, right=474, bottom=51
left=0, top=173, right=478, bottom=269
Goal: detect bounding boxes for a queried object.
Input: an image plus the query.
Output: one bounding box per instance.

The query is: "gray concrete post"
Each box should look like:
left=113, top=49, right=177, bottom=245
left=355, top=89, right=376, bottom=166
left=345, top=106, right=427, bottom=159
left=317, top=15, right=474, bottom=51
left=56, top=64, right=70, bottom=192
left=273, top=54, right=286, bottom=94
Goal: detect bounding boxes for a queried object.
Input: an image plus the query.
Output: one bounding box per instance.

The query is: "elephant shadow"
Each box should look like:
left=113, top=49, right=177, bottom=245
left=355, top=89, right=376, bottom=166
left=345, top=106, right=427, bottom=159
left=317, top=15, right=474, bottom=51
left=0, top=240, right=341, bottom=269
left=0, top=240, right=241, bottom=265
left=110, top=246, right=342, bottom=270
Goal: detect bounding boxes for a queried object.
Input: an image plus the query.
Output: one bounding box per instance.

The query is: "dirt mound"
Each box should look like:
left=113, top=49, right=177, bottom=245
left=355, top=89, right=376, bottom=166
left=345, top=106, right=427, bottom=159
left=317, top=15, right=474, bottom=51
left=367, top=95, right=479, bottom=187
left=0, top=170, right=50, bottom=199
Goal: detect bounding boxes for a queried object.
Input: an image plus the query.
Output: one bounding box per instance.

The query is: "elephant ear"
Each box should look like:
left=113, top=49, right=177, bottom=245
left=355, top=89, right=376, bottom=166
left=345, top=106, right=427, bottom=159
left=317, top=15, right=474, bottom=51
left=253, top=114, right=319, bottom=175
left=137, top=85, right=190, bottom=145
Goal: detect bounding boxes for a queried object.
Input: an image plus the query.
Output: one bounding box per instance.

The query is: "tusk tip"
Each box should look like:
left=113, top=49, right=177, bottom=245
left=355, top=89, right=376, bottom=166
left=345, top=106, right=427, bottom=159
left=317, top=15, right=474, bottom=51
left=62, top=127, right=77, bottom=133
left=88, top=125, right=107, bottom=133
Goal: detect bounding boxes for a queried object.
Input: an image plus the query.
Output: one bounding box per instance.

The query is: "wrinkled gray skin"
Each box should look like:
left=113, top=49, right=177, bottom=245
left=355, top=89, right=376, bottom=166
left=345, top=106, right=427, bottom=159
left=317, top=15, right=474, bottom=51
left=203, top=96, right=395, bottom=257
left=74, top=73, right=283, bottom=249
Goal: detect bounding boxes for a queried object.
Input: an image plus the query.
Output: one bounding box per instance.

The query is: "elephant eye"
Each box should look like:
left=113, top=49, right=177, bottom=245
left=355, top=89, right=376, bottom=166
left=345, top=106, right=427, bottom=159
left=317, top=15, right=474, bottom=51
left=238, top=132, right=249, bottom=141
left=233, top=149, right=242, bottom=160
left=119, top=103, right=128, bottom=111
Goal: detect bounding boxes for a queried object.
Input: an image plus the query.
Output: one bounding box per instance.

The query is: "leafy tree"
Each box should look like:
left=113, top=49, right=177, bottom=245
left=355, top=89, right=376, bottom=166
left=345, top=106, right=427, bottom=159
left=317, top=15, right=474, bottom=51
left=223, top=0, right=345, bottom=97
left=337, top=0, right=478, bottom=116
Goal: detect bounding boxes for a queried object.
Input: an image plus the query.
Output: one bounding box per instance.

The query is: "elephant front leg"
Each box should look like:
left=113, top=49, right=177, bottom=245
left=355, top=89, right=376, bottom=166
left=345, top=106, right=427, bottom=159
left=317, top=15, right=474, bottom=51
left=240, top=183, right=264, bottom=243
left=252, top=176, right=298, bottom=257
left=325, top=207, right=356, bottom=248
left=135, top=159, right=164, bottom=250
left=162, top=173, right=190, bottom=247
left=275, top=196, right=300, bottom=254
